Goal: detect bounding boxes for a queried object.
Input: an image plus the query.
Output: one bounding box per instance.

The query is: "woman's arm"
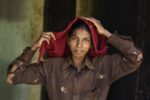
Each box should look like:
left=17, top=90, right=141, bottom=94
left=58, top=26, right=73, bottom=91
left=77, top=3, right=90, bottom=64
left=7, top=32, right=56, bottom=84
left=105, top=34, right=143, bottom=83
left=82, top=17, right=143, bottom=83
left=82, top=17, right=143, bottom=62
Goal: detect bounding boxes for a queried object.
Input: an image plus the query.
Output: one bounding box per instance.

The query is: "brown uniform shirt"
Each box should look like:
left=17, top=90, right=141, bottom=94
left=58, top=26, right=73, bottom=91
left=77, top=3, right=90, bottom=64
left=7, top=34, right=142, bottom=100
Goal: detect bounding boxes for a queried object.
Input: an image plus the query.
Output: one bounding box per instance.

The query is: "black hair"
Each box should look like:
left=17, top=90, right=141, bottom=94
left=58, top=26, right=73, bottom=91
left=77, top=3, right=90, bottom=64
left=68, top=19, right=91, bottom=37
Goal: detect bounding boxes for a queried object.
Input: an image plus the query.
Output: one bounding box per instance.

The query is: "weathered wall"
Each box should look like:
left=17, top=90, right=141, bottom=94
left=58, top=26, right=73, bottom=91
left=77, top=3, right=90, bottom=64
left=0, top=0, right=44, bottom=100
left=76, top=0, right=93, bottom=16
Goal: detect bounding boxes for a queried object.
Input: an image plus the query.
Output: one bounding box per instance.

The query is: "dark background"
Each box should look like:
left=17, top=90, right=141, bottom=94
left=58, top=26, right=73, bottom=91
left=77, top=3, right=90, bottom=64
left=43, top=0, right=150, bottom=100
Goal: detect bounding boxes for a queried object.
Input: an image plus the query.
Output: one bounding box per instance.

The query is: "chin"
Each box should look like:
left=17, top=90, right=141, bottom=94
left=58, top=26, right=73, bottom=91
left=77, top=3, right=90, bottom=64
left=72, top=53, right=86, bottom=58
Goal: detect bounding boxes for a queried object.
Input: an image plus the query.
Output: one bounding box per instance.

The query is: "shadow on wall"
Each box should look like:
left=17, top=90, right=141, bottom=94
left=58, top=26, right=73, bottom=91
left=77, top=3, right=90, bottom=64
left=0, top=0, right=29, bottom=21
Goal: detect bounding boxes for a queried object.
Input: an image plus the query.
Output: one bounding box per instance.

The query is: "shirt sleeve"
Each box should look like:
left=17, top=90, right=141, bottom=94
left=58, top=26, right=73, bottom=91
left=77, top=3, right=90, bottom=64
left=103, top=33, right=143, bottom=83
left=7, top=47, right=49, bottom=85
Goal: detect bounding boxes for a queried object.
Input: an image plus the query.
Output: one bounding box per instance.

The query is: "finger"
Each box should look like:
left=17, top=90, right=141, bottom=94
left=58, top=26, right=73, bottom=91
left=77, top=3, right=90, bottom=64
left=83, top=17, right=95, bottom=23
left=92, top=18, right=101, bottom=24
left=43, top=32, right=56, bottom=40
left=81, top=17, right=102, bottom=30
left=42, top=38, right=50, bottom=44
left=89, top=18, right=98, bottom=24
left=84, top=18, right=98, bottom=25
left=43, top=32, right=53, bottom=35
left=7, top=74, right=15, bottom=84
left=50, top=33, right=56, bottom=40
left=83, top=17, right=100, bottom=24
left=81, top=17, right=92, bottom=20
left=81, top=16, right=92, bottom=19
left=42, top=36, right=51, bottom=45
left=87, top=18, right=101, bottom=26
left=42, top=34, right=51, bottom=40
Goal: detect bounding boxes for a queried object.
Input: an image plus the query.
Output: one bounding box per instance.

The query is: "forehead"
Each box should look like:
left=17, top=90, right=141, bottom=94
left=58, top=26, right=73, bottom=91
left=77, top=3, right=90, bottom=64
left=71, top=28, right=91, bottom=38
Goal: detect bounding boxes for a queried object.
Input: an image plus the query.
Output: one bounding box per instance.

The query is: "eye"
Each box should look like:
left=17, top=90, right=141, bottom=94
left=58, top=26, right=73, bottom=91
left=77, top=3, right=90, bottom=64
left=70, top=36, right=78, bottom=41
left=83, top=38, right=91, bottom=43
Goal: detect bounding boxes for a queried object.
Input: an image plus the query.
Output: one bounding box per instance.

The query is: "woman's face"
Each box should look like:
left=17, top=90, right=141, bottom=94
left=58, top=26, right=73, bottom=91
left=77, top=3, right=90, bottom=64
left=68, top=28, right=91, bottom=59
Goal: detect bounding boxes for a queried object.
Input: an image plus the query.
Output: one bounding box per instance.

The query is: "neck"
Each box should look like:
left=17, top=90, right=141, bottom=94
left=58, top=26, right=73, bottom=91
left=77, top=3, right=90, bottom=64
left=72, top=56, right=85, bottom=70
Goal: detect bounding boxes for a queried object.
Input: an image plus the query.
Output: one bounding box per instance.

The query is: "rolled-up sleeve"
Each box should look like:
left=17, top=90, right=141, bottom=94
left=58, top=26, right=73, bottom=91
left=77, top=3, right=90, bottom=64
left=7, top=47, right=48, bottom=85
left=106, top=33, right=143, bottom=83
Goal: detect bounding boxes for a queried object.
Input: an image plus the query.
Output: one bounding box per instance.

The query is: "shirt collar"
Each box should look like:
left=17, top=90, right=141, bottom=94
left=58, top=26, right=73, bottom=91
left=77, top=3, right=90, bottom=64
left=62, top=56, right=95, bottom=70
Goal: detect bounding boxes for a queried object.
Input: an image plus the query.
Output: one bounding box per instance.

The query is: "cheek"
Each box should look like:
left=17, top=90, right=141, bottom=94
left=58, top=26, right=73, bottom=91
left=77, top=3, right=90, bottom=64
left=83, top=44, right=91, bottom=51
left=69, top=41, right=76, bottom=49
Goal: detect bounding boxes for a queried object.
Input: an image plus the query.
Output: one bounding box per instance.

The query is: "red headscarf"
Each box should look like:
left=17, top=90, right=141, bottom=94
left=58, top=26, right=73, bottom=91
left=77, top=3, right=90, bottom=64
left=38, top=17, right=107, bottom=63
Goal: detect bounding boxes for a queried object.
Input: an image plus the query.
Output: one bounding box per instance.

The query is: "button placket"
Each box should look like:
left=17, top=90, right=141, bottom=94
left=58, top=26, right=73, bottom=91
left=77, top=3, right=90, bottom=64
left=73, top=71, right=81, bottom=100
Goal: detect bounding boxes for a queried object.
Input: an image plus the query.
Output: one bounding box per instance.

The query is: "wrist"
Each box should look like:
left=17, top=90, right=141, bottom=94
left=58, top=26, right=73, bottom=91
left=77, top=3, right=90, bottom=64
left=31, top=43, right=39, bottom=51
left=103, top=30, right=112, bottom=38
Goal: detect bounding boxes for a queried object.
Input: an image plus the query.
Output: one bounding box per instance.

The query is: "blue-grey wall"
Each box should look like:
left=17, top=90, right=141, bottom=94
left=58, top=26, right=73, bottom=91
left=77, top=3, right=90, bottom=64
left=0, top=0, right=43, bottom=100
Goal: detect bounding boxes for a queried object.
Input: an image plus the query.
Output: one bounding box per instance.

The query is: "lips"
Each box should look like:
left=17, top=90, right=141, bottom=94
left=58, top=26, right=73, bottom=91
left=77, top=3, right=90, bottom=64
left=74, top=49, right=83, bottom=54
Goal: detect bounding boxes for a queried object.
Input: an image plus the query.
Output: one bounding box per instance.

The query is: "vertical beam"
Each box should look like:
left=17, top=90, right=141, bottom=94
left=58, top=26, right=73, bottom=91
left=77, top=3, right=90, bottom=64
left=44, top=0, right=76, bottom=32
left=76, top=0, right=93, bottom=17
left=31, top=0, right=44, bottom=44
left=30, top=0, right=44, bottom=100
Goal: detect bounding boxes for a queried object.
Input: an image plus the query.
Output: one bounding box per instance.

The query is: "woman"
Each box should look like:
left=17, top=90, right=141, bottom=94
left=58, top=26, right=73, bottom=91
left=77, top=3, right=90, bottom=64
left=7, top=17, right=143, bottom=100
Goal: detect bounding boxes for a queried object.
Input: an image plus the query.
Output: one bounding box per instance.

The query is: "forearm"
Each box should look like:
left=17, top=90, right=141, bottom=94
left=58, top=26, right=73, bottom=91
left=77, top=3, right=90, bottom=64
left=106, top=33, right=143, bottom=82
left=107, top=33, right=143, bottom=62
left=7, top=47, right=36, bottom=84
left=31, top=42, right=40, bottom=51
left=101, top=29, right=112, bottom=39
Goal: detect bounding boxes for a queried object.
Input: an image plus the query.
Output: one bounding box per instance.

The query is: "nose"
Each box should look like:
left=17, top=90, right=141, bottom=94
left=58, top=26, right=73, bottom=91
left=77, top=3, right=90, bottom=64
left=77, top=39, right=82, bottom=48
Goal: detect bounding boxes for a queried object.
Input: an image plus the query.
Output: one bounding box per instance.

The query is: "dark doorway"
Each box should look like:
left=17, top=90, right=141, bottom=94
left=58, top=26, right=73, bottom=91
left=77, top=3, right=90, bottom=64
left=91, top=0, right=150, bottom=100
left=43, top=0, right=150, bottom=100
left=44, top=0, right=76, bottom=32
left=92, top=0, right=139, bottom=100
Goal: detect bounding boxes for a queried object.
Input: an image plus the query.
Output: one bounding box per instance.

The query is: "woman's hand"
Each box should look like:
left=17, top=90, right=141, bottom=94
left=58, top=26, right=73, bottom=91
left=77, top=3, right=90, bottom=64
left=82, top=17, right=112, bottom=38
left=31, top=32, right=56, bottom=51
